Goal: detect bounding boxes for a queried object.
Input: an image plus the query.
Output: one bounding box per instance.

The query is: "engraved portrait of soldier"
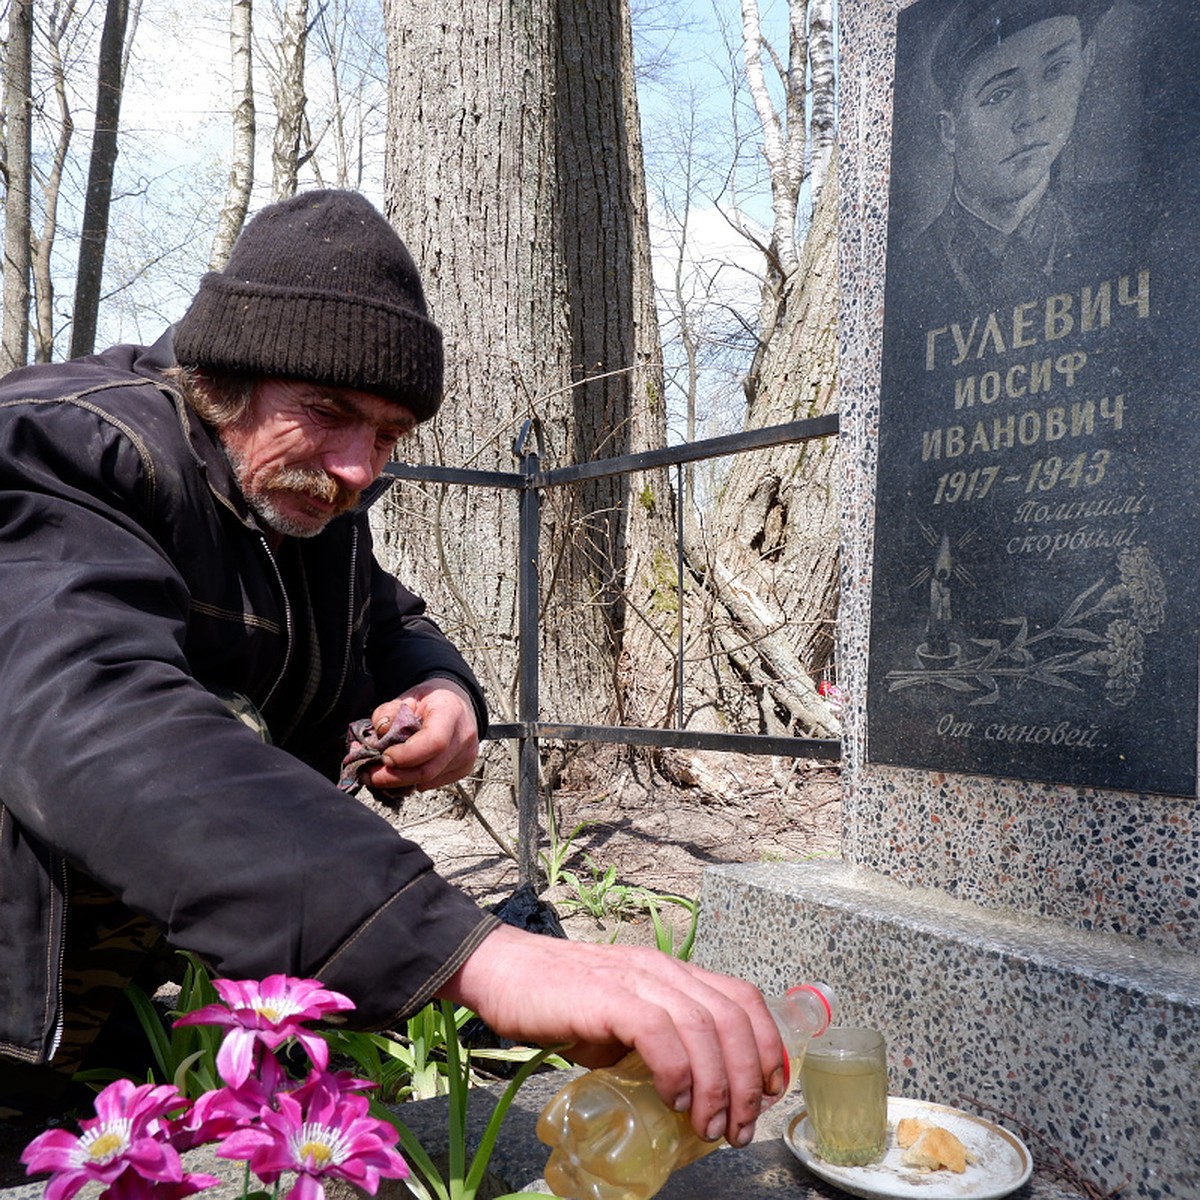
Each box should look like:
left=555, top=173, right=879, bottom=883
left=888, top=0, right=1161, bottom=329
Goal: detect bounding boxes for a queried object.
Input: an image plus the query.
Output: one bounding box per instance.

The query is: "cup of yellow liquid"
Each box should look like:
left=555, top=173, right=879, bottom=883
left=800, top=1026, right=888, bottom=1166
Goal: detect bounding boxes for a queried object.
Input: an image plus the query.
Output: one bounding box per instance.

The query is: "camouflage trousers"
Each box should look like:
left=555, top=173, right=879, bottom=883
left=0, top=867, right=168, bottom=1117
left=0, top=689, right=269, bottom=1118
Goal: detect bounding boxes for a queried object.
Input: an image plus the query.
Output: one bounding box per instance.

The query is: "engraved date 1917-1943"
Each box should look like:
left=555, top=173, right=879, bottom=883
left=932, top=450, right=1110, bottom=506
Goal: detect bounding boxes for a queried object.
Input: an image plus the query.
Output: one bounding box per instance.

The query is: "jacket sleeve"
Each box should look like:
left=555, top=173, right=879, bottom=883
left=0, top=393, right=497, bottom=1029
left=363, top=552, right=489, bottom=736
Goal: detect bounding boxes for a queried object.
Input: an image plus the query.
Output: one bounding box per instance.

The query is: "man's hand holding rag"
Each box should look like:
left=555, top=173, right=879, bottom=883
left=339, top=679, right=480, bottom=796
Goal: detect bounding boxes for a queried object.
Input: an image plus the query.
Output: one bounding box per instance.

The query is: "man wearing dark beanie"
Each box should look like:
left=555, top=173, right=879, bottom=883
left=0, top=190, right=782, bottom=1157
left=175, top=190, right=445, bottom=421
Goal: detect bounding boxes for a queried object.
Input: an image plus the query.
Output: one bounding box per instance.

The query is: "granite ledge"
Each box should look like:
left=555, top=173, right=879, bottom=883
left=697, top=860, right=1200, bottom=1003
left=0, top=1070, right=1093, bottom=1200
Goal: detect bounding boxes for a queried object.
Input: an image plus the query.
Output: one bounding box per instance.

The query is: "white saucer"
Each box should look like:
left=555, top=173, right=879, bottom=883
left=785, top=1096, right=1033, bottom=1200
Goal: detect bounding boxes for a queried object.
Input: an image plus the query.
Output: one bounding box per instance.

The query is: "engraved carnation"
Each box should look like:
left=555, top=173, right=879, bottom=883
left=1116, top=546, right=1166, bottom=633
left=1103, top=618, right=1144, bottom=707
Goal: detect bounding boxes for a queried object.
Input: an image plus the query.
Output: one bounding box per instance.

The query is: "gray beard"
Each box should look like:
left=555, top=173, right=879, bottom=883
left=220, top=440, right=336, bottom=539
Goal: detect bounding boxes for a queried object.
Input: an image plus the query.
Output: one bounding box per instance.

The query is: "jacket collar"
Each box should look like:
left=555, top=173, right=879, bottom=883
left=146, top=326, right=261, bottom=530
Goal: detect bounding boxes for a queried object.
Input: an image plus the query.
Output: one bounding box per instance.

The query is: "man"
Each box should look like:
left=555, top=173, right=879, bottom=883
left=0, top=191, right=782, bottom=1153
left=909, top=0, right=1123, bottom=317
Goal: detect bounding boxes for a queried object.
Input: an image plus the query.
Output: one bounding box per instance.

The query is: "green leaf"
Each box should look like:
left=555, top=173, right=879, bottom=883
left=172, top=1050, right=210, bottom=1096
left=124, top=984, right=173, bottom=1080
left=371, top=1101, right=450, bottom=1200
left=441, top=1000, right=469, bottom=1193
left=464, top=1044, right=564, bottom=1200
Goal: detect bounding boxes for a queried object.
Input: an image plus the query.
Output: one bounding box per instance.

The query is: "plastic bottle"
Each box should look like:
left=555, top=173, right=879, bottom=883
left=536, top=982, right=836, bottom=1200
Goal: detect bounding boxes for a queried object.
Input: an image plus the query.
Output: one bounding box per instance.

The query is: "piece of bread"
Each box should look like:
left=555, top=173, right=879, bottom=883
left=895, top=1116, right=935, bottom=1149
left=901, top=1125, right=968, bottom=1173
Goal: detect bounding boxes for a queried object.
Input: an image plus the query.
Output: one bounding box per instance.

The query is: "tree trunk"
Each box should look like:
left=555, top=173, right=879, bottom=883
left=30, top=2, right=77, bottom=364
left=670, top=0, right=840, bottom=741
left=740, top=0, right=808, bottom=417
left=690, top=149, right=840, bottom=735
left=551, top=0, right=674, bottom=726
left=269, top=0, right=308, bottom=198
left=808, top=0, right=835, bottom=201
left=1, top=0, right=34, bottom=372
left=69, top=0, right=130, bottom=359
left=210, top=0, right=256, bottom=270
left=378, top=0, right=670, bottom=733
left=740, top=0, right=805, bottom=280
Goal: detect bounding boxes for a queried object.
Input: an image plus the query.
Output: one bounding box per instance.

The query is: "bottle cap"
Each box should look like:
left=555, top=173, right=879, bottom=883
left=776, top=982, right=837, bottom=1091
left=787, top=981, right=836, bottom=1033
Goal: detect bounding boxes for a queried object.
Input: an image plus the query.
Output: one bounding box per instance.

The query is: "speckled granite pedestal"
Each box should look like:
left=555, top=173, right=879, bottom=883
left=0, top=1064, right=1092, bottom=1200
left=822, top=3, right=1200, bottom=1197
left=363, top=1069, right=1091, bottom=1200
left=693, top=860, right=1199, bottom=1200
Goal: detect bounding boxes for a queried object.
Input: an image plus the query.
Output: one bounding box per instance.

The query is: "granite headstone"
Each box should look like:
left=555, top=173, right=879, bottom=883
left=867, top=0, right=1200, bottom=795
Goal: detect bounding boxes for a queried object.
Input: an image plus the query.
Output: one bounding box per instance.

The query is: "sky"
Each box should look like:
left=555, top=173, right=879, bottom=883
left=53, top=0, right=799, bottom=432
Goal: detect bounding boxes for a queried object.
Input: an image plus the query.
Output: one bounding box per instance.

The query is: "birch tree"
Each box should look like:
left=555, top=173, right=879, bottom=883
left=740, top=0, right=805, bottom=285
left=265, top=0, right=308, bottom=197
left=738, top=0, right=834, bottom=413
left=210, top=0, right=256, bottom=269
left=28, top=0, right=77, bottom=362
left=808, top=0, right=834, bottom=199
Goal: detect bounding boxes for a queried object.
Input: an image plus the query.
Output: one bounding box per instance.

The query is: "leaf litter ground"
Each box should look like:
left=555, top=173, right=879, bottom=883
left=381, top=747, right=843, bottom=950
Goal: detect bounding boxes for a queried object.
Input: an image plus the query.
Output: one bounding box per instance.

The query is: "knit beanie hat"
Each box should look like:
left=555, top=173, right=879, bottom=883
left=174, top=190, right=443, bottom=421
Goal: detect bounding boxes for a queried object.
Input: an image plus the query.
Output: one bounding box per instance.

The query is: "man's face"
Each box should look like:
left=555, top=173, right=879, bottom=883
left=220, top=378, right=416, bottom=538
left=939, top=16, right=1093, bottom=220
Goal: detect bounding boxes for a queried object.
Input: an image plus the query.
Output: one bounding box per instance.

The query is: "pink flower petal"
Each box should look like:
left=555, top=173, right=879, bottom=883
left=292, top=1030, right=330, bottom=1072
left=44, top=1170, right=92, bottom=1200
left=105, top=1169, right=222, bottom=1200
left=215, top=1028, right=260, bottom=1088
left=172, top=1003, right=238, bottom=1030
left=21, top=1129, right=80, bottom=1173
left=285, top=1172, right=326, bottom=1200
left=122, top=1138, right=183, bottom=1182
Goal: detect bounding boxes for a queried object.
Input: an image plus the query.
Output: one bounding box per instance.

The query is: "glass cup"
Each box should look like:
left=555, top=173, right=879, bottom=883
left=800, top=1026, right=888, bottom=1166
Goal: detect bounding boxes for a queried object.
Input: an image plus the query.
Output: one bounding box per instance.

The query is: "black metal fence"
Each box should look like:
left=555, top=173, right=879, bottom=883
left=383, top=412, right=841, bottom=882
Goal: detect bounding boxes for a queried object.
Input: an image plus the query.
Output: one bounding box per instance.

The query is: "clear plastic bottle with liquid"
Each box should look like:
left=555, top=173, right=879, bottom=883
left=536, top=982, right=836, bottom=1200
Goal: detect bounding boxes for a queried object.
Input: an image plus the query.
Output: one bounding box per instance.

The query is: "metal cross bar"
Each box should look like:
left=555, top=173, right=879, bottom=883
left=381, top=413, right=841, bottom=884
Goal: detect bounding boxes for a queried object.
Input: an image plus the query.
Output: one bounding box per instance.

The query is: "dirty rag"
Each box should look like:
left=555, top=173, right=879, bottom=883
left=337, top=704, right=423, bottom=792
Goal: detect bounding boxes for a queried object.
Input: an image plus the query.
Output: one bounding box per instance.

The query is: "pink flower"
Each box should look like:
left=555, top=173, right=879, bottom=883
left=174, top=975, right=355, bottom=1087
left=20, top=1080, right=198, bottom=1200
left=103, top=1170, right=221, bottom=1200
left=174, top=1053, right=289, bottom=1150
left=215, top=1071, right=407, bottom=1200
left=289, top=1069, right=376, bottom=1098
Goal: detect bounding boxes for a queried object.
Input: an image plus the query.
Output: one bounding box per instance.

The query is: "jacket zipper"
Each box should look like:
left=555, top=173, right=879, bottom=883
left=258, top=527, right=359, bottom=739
left=319, top=525, right=359, bottom=724
left=48, top=856, right=68, bottom=1058
left=257, top=533, right=294, bottom=713
left=2, top=852, right=68, bottom=1064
